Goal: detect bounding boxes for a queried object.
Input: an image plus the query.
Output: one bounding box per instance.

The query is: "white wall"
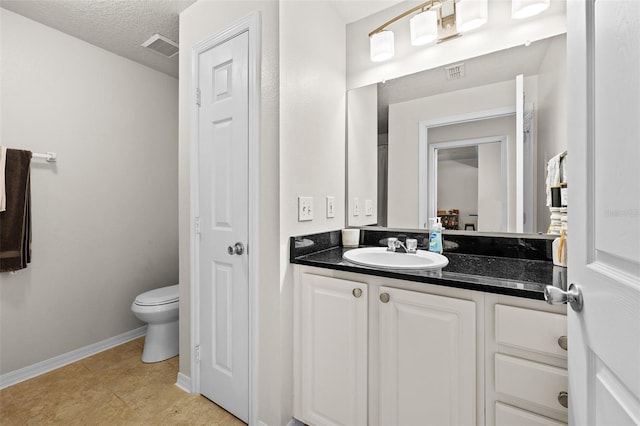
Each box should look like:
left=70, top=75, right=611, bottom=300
left=347, top=84, right=377, bottom=226
left=478, top=142, right=504, bottom=231
left=0, top=9, right=178, bottom=374
left=346, top=0, right=567, bottom=89
left=178, top=1, right=281, bottom=424
left=279, top=0, right=346, bottom=419
left=387, top=79, right=529, bottom=229
left=437, top=159, right=478, bottom=229
left=536, top=34, right=567, bottom=232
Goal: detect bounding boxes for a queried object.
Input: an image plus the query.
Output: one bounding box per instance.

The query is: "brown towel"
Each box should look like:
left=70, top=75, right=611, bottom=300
left=0, top=149, right=32, bottom=272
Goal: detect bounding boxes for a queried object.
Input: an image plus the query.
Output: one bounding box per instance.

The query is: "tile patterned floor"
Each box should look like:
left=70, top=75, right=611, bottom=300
left=0, top=338, right=245, bottom=425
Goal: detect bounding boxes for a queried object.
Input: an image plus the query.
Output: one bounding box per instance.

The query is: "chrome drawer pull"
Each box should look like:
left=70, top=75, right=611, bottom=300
left=558, top=391, right=568, bottom=408
left=380, top=293, right=390, bottom=303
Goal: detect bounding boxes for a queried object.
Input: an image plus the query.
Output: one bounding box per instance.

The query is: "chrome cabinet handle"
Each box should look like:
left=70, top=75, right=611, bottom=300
left=227, top=242, right=245, bottom=255
left=544, top=283, right=584, bottom=312
left=353, top=288, right=362, bottom=298
left=558, top=391, right=568, bottom=408
left=380, top=293, right=390, bottom=303
left=558, top=336, right=568, bottom=351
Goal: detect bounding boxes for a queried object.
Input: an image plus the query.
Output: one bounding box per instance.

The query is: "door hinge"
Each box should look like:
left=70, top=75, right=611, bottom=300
left=196, top=88, right=201, bottom=107
left=195, top=345, right=201, bottom=362
left=195, top=217, right=201, bottom=236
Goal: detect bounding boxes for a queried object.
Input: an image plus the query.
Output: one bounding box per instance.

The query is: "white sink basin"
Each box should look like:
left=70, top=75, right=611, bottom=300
left=343, top=247, right=449, bottom=270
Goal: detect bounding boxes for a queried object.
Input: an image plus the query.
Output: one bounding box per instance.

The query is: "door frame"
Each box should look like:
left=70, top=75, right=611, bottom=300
left=429, top=135, right=509, bottom=232
left=189, top=11, right=261, bottom=425
left=418, top=103, right=534, bottom=230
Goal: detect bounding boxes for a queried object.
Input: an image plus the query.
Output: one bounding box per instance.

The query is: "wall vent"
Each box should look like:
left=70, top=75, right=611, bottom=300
left=445, top=63, right=466, bottom=80
left=142, top=34, right=179, bottom=58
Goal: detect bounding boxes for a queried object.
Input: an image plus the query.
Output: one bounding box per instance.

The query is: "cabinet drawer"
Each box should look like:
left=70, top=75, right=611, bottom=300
left=495, top=354, right=568, bottom=413
left=495, top=304, right=567, bottom=358
left=495, top=402, right=566, bottom=426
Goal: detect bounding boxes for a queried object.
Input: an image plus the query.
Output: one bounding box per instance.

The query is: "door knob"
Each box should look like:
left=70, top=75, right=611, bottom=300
left=227, top=242, right=245, bottom=255
left=544, top=283, right=583, bottom=312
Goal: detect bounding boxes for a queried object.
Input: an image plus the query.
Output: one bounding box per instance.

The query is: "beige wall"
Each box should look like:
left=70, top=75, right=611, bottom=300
left=0, top=9, right=179, bottom=374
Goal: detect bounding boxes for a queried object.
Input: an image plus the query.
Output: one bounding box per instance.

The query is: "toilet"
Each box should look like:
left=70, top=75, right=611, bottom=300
left=131, top=284, right=179, bottom=363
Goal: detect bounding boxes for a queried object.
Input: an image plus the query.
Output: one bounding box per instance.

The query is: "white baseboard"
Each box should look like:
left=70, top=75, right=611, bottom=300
left=175, top=372, right=192, bottom=393
left=0, top=326, right=147, bottom=389
left=286, top=419, right=304, bottom=426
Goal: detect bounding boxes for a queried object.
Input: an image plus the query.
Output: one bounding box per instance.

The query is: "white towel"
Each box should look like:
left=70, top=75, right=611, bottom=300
left=0, top=146, right=6, bottom=212
left=546, top=152, right=562, bottom=207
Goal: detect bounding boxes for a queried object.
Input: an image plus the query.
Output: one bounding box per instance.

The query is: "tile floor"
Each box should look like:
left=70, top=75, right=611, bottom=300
left=0, top=337, right=245, bottom=425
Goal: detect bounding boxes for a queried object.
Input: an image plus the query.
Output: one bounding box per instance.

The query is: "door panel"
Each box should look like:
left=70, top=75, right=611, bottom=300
left=198, top=30, right=249, bottom=423
left=567, top=0, right=640, bottom=424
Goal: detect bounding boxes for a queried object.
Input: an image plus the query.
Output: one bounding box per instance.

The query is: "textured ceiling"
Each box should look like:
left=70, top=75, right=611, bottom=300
left=1, top=0, right=196, bottom=78
left=1, top=0, right=397, bottom=79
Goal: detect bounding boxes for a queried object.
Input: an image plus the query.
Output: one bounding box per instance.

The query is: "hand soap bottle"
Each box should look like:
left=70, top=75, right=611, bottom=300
left=428, top=217, right=443, bottom=254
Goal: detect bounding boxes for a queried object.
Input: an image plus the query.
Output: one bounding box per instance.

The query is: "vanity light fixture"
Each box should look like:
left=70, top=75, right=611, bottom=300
left=369, top=0, right=552, bottom=63
left=511, top=0, right=551, bottom=19
left=369, top=0, right=488, bottom=63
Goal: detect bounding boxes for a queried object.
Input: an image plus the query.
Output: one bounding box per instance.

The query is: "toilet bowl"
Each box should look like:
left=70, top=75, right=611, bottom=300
left=131, top=284, right=179, bottom=363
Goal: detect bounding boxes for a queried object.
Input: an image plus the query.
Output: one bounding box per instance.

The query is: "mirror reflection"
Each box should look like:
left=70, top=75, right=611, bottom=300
left=347, top=33, right=567, bottom=234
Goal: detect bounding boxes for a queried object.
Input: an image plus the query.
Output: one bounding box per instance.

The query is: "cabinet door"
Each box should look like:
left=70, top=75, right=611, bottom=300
left=300, top=274, right=368, bottom=426
left=379, top=286, right=476, bottom=426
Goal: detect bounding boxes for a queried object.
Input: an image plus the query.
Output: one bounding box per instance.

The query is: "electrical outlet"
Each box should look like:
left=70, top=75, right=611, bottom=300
left=365, top=199, right=373, bottom=216
left=326, top=196, right=335, bottom=218
left=353, top=198, right=360, bottom=216
left=298, top=196, right=313, bottom=221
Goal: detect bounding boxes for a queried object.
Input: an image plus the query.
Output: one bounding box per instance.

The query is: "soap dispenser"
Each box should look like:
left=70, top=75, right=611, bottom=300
left=428, top=217, right=443, bottom=254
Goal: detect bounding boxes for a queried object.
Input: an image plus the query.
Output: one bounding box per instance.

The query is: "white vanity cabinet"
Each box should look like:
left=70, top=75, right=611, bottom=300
left=486, top=296, right=568, bottom=425
left=378, top=286, right=476, bottom=426
left=294, top=267, right=479, bottom=426
left=294, top=273, right=369, bottom=426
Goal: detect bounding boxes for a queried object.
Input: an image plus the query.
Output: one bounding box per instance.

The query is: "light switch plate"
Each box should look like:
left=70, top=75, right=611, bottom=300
left=353, top=198, right=360, bottom=216
left=365, top=199, right=373, bottom=216
left=326, top=196, right=335, bottom=218
left=298, top=196, right=313, bottom=221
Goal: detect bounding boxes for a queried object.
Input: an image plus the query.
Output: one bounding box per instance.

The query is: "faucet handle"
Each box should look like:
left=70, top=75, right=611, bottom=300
left=387, top=237, right=398, bottom=252
left=406, top=238, right=418, bottom=253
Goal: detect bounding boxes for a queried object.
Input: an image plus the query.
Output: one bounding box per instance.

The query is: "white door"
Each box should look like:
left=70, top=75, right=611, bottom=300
left=298, top=274, right=368, bottom=426
left=564, top=0, right=640, bottom=424
left=197, top=31, right=249, bottom=423
left=378, top=287, right=476, bottom=426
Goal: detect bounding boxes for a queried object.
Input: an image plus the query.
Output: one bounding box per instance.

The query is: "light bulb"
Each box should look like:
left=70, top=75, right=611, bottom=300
left=410, top=10, right=438, bottom=46
left=370, top=30, right=394, bottom=62
left=457, top=0, right=488, bottom=33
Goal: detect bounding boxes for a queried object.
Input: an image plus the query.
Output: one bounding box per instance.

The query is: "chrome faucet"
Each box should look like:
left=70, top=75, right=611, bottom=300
left=387, top=237, right=418, bottom=253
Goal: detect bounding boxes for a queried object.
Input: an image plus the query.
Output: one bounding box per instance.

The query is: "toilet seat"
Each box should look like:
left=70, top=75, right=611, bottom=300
left=134, top=284, right=179, bottom=306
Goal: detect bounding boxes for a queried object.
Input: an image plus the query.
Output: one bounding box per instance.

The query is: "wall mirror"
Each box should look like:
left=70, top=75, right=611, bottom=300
left=346, top=33, right=567, bottom=234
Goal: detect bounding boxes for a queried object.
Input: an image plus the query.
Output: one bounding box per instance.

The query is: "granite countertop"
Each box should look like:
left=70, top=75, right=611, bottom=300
left=290, top=231, right=567, bottom=301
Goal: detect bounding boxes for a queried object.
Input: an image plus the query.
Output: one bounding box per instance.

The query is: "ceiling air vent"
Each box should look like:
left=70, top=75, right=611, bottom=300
left=142, top=34, right=179, bottom=58
left=445, top=63, right=466, bottom=80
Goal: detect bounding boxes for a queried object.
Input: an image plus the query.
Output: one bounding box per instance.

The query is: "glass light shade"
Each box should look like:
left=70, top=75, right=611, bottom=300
left=370, top=30, right=394, bottom=62
left=410, top=10, right=438, bottom=46
left=456, top=0, right=488, bottom=33
left=512, top=0, right=551, bottom=19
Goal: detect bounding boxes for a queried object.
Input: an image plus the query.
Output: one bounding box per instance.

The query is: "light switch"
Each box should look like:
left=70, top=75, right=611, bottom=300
left=326, top=196, right=335, bottom=218
left=298, top=196, right=313, bottom=221
left=365, top=199, right=373, bottom=216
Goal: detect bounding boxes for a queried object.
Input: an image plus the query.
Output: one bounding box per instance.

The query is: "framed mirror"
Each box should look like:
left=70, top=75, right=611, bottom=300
left=346, top=33, right=567, bottom=234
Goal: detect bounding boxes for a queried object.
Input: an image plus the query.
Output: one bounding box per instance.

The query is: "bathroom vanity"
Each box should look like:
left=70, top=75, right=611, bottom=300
left=290, top=230, right=568, bottom=426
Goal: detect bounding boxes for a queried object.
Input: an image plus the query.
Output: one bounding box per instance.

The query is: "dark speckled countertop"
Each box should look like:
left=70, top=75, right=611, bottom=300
left=290, top=230, right=568, bottom=301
